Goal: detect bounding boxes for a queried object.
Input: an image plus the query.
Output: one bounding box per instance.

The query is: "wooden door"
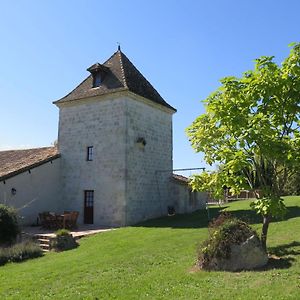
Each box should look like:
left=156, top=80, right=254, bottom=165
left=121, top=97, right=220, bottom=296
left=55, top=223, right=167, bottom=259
left=84, top=190, right=94, bottom=224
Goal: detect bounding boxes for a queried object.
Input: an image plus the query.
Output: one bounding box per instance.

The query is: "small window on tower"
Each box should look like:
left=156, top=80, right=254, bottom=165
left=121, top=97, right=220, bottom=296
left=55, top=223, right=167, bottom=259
left=87, top=146, right=93, bottom=161
left=92, top=73, right=101, bottom=88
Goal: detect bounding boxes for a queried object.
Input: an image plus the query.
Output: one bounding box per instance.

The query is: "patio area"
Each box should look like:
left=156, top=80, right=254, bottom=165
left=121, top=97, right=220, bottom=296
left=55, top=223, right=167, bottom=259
left=22, top=224, right=114, bottom=239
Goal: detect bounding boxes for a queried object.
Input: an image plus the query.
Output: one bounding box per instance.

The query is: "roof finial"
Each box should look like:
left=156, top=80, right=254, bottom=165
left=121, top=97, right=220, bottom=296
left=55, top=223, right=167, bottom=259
left=117, top=42, right=121, bottom=51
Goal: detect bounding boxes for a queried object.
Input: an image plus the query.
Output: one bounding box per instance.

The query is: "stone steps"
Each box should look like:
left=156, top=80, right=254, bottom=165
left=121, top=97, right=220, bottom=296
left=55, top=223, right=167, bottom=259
left=35, top=234, right=53, bottom=252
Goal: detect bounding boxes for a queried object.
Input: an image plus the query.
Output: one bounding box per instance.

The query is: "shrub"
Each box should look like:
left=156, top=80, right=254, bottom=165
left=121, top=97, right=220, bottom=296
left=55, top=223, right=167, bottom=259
left=0, top=204, right=20, bottom=245
left=55, top=229, right=70, bottom=237
left=207, top=211, right=233, bottom=232
left=0, top=240, right=43, bottom=266
left=51, top=230, right=77, bottom=251
left=198, top=213, right=258, bottom=269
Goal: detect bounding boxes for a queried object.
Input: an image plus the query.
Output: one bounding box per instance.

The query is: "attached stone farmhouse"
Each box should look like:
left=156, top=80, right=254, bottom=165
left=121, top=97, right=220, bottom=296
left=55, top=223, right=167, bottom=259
left=0, top=48, right=206, bottom=226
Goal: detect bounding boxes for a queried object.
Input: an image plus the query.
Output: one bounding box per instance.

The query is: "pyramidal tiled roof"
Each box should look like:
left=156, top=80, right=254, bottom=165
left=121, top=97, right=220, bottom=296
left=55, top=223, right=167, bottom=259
left=53, top=50, right=176, bottom=111
left=0, top=147, right=60, bottom=181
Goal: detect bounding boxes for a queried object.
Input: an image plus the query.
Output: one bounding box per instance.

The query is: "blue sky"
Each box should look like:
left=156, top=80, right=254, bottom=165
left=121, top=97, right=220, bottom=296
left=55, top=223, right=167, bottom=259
left=0, top=1, right=299, bottom=171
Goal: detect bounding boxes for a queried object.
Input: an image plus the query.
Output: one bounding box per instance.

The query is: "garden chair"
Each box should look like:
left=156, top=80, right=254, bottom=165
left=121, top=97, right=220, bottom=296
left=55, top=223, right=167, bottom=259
left=70, top=211, right=79, bottom=229
left=39, top=212, right=51, bottom=229
left=63, top=213, right=72, bottom=229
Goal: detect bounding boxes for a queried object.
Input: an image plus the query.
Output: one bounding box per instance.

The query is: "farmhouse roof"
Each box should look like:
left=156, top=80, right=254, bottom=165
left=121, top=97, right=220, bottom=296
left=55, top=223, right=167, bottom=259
left=172, top=174, right=190, bottom=185
left=53, top=49, right=176, bottom=111
left=0, top=147, right=60, bottom=181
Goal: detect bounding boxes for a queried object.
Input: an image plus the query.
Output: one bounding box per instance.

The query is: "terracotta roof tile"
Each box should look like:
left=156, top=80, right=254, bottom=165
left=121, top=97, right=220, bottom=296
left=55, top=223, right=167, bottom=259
left=0, top=147, right=60, bottom=181
left=53, top=50, right=176, bottom=111
left=172, top=174, right=190, bottom=184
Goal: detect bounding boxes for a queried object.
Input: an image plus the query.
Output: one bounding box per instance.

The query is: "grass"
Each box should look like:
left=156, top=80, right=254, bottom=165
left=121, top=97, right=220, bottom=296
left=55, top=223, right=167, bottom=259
left=0, top=196, right=299, bottom=299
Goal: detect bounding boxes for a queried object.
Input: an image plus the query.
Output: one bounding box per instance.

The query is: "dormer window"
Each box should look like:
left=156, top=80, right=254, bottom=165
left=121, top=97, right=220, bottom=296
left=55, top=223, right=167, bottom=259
left=93, top=73, right=101, bottom=88
left=87, top=63, right=109, bottom=89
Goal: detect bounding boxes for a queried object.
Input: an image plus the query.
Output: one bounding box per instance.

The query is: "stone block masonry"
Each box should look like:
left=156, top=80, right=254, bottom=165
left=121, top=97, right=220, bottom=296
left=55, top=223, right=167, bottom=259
left=125, top=95, right=173, bottom=224
left=58, top=95, right=127, bottom=227
left=57, top=92, right=174, bottom=227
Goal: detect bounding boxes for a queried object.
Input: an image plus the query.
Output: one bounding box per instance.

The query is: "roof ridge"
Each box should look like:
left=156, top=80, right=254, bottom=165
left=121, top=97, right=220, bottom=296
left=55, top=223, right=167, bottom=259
left=119, top=52, right=176, bottom=111
left=0, top=146, right=57, bottom=153
left=117, top=50, right=128, bottom=89
left=100, top=49, right=128, bottom=88
left=101, top=50, right=118, bottom=65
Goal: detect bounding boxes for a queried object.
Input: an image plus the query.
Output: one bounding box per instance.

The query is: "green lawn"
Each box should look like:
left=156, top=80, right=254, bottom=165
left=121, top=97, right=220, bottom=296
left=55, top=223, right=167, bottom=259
left=0, top=196, right=300, bottom=300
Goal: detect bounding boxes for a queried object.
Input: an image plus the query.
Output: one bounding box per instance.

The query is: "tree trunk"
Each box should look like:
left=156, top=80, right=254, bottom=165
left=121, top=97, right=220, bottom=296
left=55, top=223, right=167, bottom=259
left=261, top=215, right=270, bottom=252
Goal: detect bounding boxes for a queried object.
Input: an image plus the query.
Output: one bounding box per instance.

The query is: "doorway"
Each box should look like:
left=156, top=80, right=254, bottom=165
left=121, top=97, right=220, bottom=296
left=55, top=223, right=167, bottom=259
left=84, top=190, right=94, bottom=224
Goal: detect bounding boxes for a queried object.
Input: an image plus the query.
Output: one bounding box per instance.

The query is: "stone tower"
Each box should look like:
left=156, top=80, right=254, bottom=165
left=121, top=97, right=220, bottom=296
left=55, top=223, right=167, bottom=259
left=53, top=49, right=176, bottom=226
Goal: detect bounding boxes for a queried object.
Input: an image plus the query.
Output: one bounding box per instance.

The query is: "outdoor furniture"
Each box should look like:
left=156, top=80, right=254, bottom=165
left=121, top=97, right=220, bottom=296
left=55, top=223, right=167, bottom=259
left=38, top=212, right=49, bottom=228
left=71, top=211, right=79, bottom=228
left=55, top=215, right=64, bottom=229
left=39, top=211, right=79, bottom=230
left=65, top=211, right=79, bottom=229
left=62, top=211, right=72, bottom=229
left=45, top=212, right=58, bottom=229
left=39, top=212, right=56, bottom=229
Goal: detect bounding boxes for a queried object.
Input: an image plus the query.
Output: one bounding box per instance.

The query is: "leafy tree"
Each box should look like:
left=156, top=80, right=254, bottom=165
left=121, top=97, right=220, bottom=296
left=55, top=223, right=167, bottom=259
left=187, top=43, right=300, bottom=251
left=282, top=170, right=300, bottom=195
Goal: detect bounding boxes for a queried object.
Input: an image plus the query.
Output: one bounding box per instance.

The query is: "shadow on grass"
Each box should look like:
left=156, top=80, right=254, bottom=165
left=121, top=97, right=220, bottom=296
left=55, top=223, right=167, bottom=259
left=228, top=209, right=262, bottom=225
left=269, top=241, right=300, bottom=257
left=133, top=204, right=300, bottom=229
left=253, top=256, right=295, bottom=271
left=134, top=206, right=226, bottom=229
left=226, top=206, right=300, bottom=225
left=212, top=241, right=300, bottom=272
left=251, top=241, right=300, bottom=271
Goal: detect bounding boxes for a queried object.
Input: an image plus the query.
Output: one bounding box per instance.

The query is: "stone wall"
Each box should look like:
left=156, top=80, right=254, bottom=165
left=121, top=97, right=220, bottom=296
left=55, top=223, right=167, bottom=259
left=57, top=95, right=127, bottom=227
left=170, top=180, right=207, bottom=214
left=124, top=95, right=174, bottom=224
left=0, top=158, right=61, bottom=225
left=56, top=92, right=175, bottom=227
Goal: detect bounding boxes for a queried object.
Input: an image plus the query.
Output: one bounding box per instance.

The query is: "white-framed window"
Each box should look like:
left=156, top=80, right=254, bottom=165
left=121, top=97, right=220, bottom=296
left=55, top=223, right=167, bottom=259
left=84, top=190, right=94, bottom=207
left=87, top=146, right=93, bottom=161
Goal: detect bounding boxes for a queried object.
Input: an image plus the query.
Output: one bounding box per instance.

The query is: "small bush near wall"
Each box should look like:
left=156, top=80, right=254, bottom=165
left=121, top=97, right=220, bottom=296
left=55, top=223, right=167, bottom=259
left=55, top=229, right=70, bottom=237
left=50, top=229, right=78, bottom=251
left=0, top=241, right=43, bottom=266
left=0, top=204, right=20, bottom=245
